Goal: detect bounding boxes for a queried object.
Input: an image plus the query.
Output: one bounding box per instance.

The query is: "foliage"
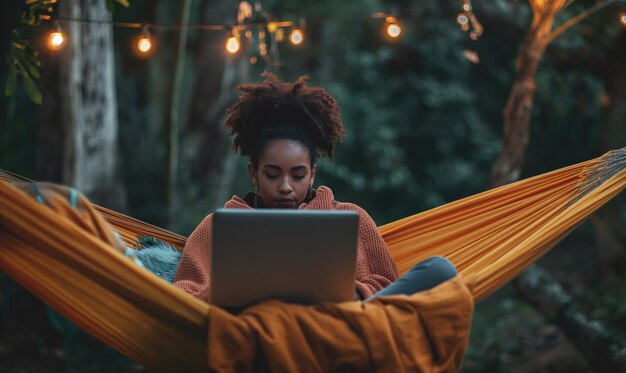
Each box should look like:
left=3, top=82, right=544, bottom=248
left=107, top=0, right=130, bottom=12
left=3, top=0, right=55, bottom=104
left=4, top=35, right=41, bottom=104
left=465, top=292, right=591, bottom=372
left=4, top=0, right=131, bottom=105
left=582, top=272, right=626, bottom=336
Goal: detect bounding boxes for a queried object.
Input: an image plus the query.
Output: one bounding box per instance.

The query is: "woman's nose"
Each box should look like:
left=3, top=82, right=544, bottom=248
left=278, top=177, right=293, bottom=194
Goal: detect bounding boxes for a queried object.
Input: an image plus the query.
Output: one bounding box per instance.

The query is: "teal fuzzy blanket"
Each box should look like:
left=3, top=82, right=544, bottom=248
left=133, top=236, right=182, bottom=283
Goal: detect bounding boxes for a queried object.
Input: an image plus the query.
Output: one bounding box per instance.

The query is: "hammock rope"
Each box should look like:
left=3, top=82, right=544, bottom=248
left=0, top=148, right=624, bottom=370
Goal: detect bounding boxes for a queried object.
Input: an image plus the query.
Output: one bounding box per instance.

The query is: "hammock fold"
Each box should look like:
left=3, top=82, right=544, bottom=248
left=0, top=148, right=624, bottom=370
left=381, top=150, right=626, bottom=301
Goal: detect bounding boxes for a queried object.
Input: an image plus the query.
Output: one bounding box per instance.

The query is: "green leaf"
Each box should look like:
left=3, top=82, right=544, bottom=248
left=13, top=51, right=39, bottom=78
left=12, top=40, right=41, bottom=80
left=107, top=0, right=130, bottom=12
left=20, top=56, right=40, bottom=79
left=4, top=63, right=17, bottom=96
left=12, top=41, right=26, bottom=50
left=20, top=68, right=42, bottom=105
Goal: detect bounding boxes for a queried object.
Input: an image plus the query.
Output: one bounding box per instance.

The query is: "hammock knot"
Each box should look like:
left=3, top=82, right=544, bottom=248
left=573, top=148, right=626, bottom=204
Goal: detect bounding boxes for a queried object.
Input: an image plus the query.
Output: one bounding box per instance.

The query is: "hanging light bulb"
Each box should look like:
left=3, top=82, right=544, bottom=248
left=226, top=32, right=240, bottom=54
left=385, top=16, right=402, bottom=38
left=47, top=30, right=66, bottom=50
left=276, top=28, right=285, bottom=42
left=47, top=23, right=66, bottom=51
left=620, top=12, right=626, bottom=26
left=289, top=28, right=304, bottom=46
left=136, top=26, right=154, bottom=55
left=457, top=14, right=470, bottom=31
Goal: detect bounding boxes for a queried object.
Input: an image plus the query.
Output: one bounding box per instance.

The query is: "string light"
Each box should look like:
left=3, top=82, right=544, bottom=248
left=276, top=28, right=285, bottom=42
left=259, top=30, right=267, bottom=55
left=226, top=32, right=240, bottom=54
left=38, top=2, right=502, bottom=59
left=456, top=14, right=469, bottom=31
left=463, top=49, right=479, bottom=64
left=457, top=0, right=483, bottom=39
left=135, top=26, right=154, bottom=55
left=289, top=28, right=304, bottom=46
left=137, top=37, right=152, bottom=53
left=385, top=16, right=402, bottom=38
left=46, top=23, right=66, bottom=51
left=288, top=18, right=306, bottom=46
left=620, top=12, right=626, bottom=25
left=267, top=22, right=278, bottom=33
left=238, top=1, right=253, bottom=24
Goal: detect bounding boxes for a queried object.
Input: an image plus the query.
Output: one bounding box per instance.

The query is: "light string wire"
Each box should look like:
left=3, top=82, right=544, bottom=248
left=39, top=1, right=486, bottom=54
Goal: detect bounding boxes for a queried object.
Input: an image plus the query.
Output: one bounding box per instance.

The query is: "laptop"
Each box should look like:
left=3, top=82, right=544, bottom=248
left=210, top=209, right=359, bottom=309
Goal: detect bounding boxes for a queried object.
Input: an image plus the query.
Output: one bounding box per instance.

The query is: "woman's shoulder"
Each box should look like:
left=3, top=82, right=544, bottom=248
left=189, top=212, right=214, bottom=237
left=224, top=194, right=253, bottom=209
left=313, top=186, right=371, bottom=216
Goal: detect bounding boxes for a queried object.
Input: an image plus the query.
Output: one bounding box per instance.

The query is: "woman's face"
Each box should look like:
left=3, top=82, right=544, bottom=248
left=249, top=139, right=316, bottom=209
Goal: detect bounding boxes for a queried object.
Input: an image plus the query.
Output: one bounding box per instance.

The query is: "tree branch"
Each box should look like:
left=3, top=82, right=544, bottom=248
left=546, top=0, right=621, bottom=44
left=515, top=265, right=626, bottom=371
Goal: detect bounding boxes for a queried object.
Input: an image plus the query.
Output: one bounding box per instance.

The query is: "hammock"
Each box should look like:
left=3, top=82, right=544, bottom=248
left=0, top=148, right=625, bottom=371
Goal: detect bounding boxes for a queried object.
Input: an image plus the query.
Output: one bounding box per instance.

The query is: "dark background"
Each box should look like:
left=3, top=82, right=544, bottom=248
left=1, top=0, right=625, bottom=371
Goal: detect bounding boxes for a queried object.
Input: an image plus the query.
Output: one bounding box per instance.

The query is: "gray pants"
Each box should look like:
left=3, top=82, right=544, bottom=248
left=367, top=256, right=457, bottom=301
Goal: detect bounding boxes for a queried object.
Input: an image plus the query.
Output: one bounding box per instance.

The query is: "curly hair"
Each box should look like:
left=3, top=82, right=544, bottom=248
left=225, top=73, right=345, bottom=166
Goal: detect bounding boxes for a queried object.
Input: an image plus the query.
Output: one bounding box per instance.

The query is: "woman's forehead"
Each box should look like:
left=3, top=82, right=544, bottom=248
left=259, top=139, right=311, bottom=166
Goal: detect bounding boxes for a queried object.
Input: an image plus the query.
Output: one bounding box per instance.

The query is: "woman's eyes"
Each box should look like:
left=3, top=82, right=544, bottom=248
left=265, top=174, right=306, bottom=180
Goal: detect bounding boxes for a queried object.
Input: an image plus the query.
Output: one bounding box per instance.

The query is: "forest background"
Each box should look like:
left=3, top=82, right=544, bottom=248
left=1, top=0, right=625, bottom=371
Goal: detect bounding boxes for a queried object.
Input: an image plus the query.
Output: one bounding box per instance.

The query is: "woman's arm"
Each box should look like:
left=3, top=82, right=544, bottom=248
left=173, top=214, right=213, bottom=302
left=351, top=206, right=399, bottom=299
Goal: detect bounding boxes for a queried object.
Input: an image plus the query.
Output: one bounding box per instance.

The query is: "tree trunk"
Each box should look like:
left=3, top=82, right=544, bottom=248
left=491, top=28, right=549, bottom=188
left=181, top=0, right=249, bottom=215
left=164, top=0, right=191, bottom=228
left=514, top=266, right=626, bottom=371
left=490, top=1, right=626, bottom=368
left=58, top=0, right=126, bottom=211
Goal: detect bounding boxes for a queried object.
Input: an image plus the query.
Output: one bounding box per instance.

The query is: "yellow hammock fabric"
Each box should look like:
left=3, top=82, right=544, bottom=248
left=0, top=148, right=625, bottom=371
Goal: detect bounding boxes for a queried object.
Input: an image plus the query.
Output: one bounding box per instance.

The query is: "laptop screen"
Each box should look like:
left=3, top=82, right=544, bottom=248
left=210, top=209, right=359, bottom=309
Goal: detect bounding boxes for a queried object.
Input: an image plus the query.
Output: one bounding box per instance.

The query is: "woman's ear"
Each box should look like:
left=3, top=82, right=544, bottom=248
left=248, top=162, right=257, bottom=185
left=310, top=164, right=316, bottom=186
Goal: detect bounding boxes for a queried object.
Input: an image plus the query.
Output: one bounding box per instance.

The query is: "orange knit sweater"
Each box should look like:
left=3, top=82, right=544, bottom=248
left=174, top=186, right=398, bottom=302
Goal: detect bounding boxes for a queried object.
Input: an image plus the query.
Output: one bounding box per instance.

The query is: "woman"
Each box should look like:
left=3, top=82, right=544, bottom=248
left=174, top=74, right=456, bottom=303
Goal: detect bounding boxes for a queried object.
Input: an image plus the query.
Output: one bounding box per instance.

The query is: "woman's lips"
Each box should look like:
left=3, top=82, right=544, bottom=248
left=276, top=199, right=296, bottom=208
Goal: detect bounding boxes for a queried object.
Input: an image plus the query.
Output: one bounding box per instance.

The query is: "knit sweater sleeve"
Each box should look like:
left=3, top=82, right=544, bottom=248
left=349, top=205, right=399, bottom=299
left=174, top=213, right=213, bottom=302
